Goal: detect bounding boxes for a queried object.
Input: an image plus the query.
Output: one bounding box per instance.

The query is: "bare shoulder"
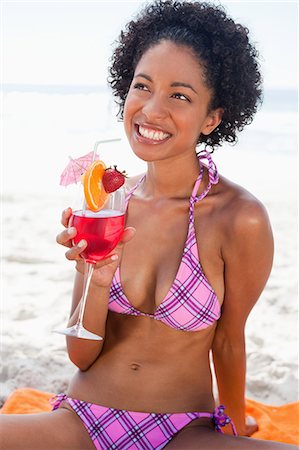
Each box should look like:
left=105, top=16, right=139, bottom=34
left=216, top=175, right=273, bottom=243
left=213, top=175, right=274, bottom=324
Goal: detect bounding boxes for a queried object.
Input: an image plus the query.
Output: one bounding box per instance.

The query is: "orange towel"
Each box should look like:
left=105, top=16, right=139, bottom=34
left=0, top=388, right=53, bottom=414
left=1, top=388, right=298, bottom=445
left=246, top=398, right=299, bottom=445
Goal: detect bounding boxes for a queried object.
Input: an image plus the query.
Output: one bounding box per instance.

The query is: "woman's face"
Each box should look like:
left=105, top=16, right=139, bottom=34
left=123, top=40, right=222, bottom=163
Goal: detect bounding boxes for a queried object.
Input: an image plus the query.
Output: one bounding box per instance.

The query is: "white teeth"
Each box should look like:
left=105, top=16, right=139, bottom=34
left=138, top=125, right=170, bottom=141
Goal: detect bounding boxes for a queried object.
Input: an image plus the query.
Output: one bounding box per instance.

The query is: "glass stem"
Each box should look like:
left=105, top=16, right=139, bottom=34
left=77, top=262, right=94, bottom=329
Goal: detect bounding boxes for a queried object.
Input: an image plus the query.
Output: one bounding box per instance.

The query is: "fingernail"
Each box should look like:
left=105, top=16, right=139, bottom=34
left=111, top=255, right=118, bottom=261
left=78, top=240, right=86, bottom=248
left=67, top=227, right=75, bottom=235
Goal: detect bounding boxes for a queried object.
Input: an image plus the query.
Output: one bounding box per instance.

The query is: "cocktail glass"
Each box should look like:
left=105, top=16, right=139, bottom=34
left=54, top=186, right=126, bottom=340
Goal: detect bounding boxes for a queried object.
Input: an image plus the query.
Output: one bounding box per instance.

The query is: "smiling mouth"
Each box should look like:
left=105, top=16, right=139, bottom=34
left=136, top=124, right=171, bottom=142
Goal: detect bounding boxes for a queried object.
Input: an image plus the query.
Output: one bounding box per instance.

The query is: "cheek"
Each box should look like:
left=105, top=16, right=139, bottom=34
left=123, top=99, right=132, bottom=133
left=175, top=111, right=199, bottom=138
left=123, top=99, right=139, bottom=141
left=123, top=92, right=137, bottom=119
left=123, top=92, right=144, bottom=133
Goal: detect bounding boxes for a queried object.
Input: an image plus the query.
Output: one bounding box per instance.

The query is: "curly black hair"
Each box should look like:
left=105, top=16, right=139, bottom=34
left=108, top=0, right=263, bottom=150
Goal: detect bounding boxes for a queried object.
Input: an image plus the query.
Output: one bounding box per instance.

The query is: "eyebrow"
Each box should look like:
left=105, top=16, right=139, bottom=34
left=135, top=73, right=198, bottom=94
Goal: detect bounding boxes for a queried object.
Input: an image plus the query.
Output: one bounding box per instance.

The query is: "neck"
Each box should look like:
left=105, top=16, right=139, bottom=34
left=143, top=152, right=201, bottom=200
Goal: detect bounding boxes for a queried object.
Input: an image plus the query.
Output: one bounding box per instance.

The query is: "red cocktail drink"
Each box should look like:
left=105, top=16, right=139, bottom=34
left=70, top=209, right=125, bottom=263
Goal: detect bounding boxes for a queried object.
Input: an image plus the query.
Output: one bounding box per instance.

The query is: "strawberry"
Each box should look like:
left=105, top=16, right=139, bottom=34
left=102, top=166, right=126, bottom=193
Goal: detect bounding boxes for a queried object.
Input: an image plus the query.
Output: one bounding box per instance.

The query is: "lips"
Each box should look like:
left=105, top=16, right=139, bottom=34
left=135, top=123, right=172, bottom=144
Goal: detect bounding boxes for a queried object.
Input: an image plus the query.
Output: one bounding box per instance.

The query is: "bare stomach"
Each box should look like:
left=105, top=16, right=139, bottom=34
left=67, top=313, right=217, bottom=414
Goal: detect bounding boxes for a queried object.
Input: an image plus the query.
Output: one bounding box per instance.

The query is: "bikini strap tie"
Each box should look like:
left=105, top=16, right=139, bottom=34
left=189, top=150, right=219, bottom=224
left=213, top=405, right=238, bottom=436
left=50, top=393, right=68, bottom=410
left=191, top=150, right=219, bottom=202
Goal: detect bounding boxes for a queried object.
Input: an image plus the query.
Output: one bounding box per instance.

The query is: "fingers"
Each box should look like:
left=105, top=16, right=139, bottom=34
left=56, top=214, right=136, bottom=268
left=106, top=227, right=136, bottom=256
left=56, top=215, right=87, bottom=261
left=92, top=253, right=120, bottom=270
left=106, top=226, right=136, bottom=257
left=65, top=239, right=87, bottom=261
left=61, top=207, right=72, bottom=227
left=56, top=226, right=77, bottom=248
left=245, top=415, right=258, bottom=436
left=57, top=207, right=88, bottom=263
left=119, top=227, right=136, bottom=245
left=56, top=207, right=76, bottom=248
left=91, top=227, right=136, bottom=270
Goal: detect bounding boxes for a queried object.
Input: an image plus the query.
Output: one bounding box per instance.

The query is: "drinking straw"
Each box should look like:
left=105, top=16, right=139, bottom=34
left=82, top=138, right=122, bottom=214
left=91, top=138, right=121, bottom=163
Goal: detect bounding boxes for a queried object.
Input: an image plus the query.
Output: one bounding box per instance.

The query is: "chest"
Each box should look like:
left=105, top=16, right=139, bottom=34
left=118, top=197, right=223, bottom=313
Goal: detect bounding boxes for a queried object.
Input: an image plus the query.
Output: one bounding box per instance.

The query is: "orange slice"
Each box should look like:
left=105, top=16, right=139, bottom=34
left=83, top=160, right=109, bottom=211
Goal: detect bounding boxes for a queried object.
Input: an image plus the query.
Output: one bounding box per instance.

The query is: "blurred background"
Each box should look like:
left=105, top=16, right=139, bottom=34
left=2, top=1, right=297, bottom=195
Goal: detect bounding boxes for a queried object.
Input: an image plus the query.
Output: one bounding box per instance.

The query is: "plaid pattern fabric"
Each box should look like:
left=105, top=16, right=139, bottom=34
left=51, top=395, right=237, bottom=450
left=109, top=151, right=221, bottom=331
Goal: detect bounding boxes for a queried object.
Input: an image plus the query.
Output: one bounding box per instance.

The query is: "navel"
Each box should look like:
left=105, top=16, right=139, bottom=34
left=129, top=362, right=141, bottom=371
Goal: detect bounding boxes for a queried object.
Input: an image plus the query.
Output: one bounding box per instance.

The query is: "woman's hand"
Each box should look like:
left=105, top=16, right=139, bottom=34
left=56, top=207, right=136, bottom=287
left=244, top=415, right=258, bottom=436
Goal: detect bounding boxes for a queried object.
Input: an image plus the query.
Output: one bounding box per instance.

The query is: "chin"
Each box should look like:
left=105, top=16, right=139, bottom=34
left=131, top=149, right=159, bottom=163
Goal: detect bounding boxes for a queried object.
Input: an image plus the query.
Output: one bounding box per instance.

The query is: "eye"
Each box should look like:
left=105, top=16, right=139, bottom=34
left=172, top=92, right=190, bottom=102
left=133, top=82, right=149, bottom=92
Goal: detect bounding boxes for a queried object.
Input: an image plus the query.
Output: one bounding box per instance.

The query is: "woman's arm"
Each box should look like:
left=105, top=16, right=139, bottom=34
left=56, top=207, right=135, bottom=371
left=212, top=196, right=274, bottom=436
left=65, top=270, right=111, bottom=371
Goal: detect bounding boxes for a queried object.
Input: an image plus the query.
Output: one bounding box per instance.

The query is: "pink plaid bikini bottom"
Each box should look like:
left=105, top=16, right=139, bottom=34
left=52, top=394, right=237, bottom=449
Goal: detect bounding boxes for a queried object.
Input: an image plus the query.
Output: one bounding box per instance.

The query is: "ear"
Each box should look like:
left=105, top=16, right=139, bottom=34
left=201, top=108, right=224, bottom=135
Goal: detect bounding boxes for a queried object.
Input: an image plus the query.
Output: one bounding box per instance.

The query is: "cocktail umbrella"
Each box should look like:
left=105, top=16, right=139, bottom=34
left=59, top=138, right=121, bottom=186
left=59, top=151, right=99, bottom=186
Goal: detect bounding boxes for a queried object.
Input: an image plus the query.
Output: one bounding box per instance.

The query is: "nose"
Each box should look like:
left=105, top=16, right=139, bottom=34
left=142, top=93, right=169, bottom=121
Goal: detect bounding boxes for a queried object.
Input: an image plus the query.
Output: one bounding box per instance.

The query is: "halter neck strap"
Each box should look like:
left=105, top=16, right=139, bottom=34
left=191, top=151, right=219, bottom=203
left=188, top=151, right=219, bottom=226
left=125, top=174, right=145, bottom=208
left=125, top=151, right=219, bottom=211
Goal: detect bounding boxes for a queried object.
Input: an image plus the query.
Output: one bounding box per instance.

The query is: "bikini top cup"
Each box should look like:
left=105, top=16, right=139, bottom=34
left=109, top=152, right=221, bottom=332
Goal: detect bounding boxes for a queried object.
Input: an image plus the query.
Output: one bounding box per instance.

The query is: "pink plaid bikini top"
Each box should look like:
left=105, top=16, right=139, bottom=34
left=109, top=151, right=221, bottom=332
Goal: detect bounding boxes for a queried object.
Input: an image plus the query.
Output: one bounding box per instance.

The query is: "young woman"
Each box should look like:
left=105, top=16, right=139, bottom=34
left=1, top=1, right=296, bottom=449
